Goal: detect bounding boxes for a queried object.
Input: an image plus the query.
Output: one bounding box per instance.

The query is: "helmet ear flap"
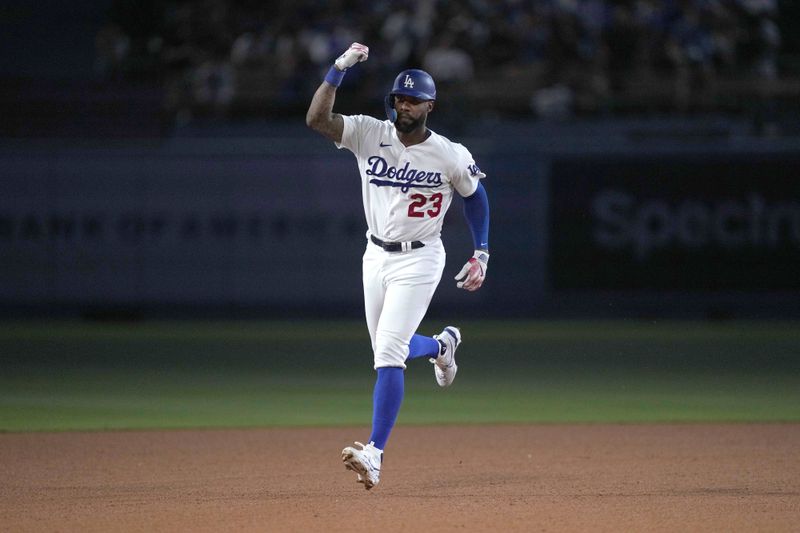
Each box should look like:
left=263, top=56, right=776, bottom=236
left=384, top=95, right=397, bottom=122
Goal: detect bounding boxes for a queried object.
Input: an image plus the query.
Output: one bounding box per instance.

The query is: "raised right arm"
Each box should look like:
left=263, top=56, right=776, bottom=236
left=306, top=82, right=344, bottom=143
left=305, top=42, right=369, bottom=144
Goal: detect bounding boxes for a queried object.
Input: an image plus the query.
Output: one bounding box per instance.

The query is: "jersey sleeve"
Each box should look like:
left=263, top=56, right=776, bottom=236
left=450, top=144, right=486, bottom=198
left=335, top=114, right=383, bottom=155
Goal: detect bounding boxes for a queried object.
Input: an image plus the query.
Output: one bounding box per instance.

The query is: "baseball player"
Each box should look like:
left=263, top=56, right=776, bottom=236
left=306, top=43, right=490, bottom=490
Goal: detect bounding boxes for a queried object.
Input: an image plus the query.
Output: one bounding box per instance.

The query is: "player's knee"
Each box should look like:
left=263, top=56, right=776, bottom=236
left=373, top=335, right=408, bottom=369
left=373, top=350, right=406, bottom=369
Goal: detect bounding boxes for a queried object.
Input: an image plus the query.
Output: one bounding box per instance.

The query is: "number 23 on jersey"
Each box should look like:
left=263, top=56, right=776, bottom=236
left=408, top=193, right=443, bottom=218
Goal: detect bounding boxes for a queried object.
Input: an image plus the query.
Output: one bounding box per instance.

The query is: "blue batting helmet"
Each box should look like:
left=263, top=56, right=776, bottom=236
left=384, top=69, right=436, bottom=122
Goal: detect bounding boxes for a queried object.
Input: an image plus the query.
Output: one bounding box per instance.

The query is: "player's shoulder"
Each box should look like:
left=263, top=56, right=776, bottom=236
left=344, top=114, right=392, bottom=131
left=429, top=130, right=474, bottom=160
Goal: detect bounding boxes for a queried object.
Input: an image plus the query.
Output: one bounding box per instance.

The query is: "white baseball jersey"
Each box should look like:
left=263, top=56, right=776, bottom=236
left=336, top=115, right=485, bottom=244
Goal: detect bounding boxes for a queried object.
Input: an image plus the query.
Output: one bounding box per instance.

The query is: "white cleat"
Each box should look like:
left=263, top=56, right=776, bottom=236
left=431, top=326, right=461, bottom=387
left=342, top=441, right=382, bottom=490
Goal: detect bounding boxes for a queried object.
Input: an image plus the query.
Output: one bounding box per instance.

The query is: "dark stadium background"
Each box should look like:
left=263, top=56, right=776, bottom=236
left=1, top=0, right=799, bottom=321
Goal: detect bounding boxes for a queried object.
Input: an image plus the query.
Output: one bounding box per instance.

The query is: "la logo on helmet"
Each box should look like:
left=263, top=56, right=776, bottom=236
left=403, top=75, right=414, bottom=88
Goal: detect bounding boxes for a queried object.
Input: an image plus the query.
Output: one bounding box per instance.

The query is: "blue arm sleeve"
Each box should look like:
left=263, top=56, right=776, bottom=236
left=462, top=182, right=490, bottom=251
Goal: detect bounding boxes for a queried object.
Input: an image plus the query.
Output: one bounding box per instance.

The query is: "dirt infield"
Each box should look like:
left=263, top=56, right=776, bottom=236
left=1, top=424, right=798, bottom=532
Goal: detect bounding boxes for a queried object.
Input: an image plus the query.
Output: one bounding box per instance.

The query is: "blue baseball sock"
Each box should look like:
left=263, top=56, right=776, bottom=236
left=369, top=367, right=404, bottom=450
left=406, top=334, right=441, bottom=361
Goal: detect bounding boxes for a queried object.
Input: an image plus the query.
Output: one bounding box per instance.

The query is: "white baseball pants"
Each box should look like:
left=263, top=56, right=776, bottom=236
left=362, top=239, right=446, bottom=369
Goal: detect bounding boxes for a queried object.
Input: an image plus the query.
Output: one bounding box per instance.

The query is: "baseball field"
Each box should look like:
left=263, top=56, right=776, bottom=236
left=1, top=319, right=799, bottom=531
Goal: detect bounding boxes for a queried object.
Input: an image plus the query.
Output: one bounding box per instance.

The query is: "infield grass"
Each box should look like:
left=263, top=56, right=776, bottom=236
left=1, top=320, right=798, bottom=431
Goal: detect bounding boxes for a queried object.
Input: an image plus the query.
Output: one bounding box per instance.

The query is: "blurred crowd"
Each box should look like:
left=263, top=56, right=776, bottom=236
left=96, top=0, right=789, bottom=122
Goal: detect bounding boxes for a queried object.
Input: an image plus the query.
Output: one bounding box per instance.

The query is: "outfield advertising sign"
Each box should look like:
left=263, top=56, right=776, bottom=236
left=550, top=156, right=800, bottom=290
left=0, top=152, right=366, bottom=305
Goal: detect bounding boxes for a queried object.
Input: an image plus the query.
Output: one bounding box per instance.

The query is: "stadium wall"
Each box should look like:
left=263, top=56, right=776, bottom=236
left=1, top=118, right=798, bottom=318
